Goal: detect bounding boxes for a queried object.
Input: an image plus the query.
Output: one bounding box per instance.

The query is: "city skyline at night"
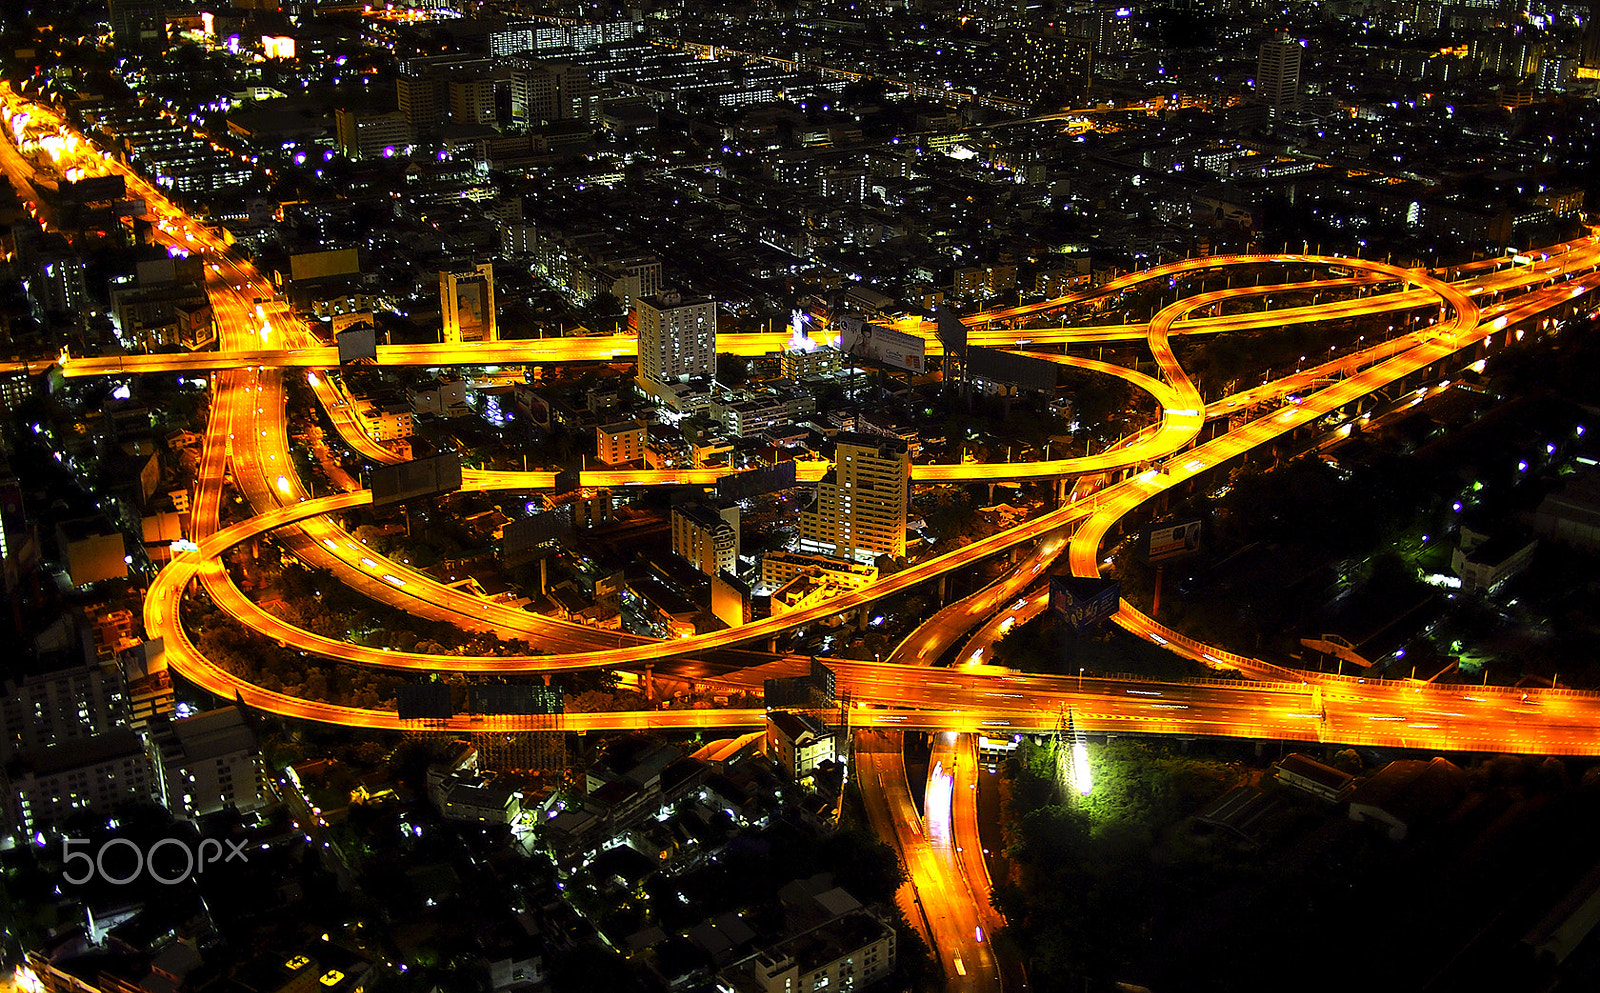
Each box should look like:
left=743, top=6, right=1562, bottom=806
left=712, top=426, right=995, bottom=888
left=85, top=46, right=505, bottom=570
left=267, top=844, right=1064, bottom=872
left=1, top=2, right=1599, bottom=992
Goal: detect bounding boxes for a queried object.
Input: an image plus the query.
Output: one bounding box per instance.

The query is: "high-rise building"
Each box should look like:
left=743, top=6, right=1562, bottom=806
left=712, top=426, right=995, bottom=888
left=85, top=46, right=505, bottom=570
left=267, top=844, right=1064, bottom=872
left=515, top=61, right=594, bottom=123
left=146, top=707, right=270, bottom=820
left=1583, top=4, right=1600, bottom=71
left=1007, top=30, right=1093, bottom=107
left=1059, top=3, right=1135, bottom=62
left=799, top=433, right=911, bottom=563
left=441, top=263, right=496, bottom=343
left=397, top=75, right=447, bottom=136
left=672, top=501, right=740, bottom=577
left=3, top=729, right=158, bottom=834
left=107, top=0, right=166, bottom=49
left=33, top=250, right=87, bottom=316
left=636, top=290, right=717, bottom=384
left=334, top=108, right=413, bottom=161
left=489, top=21, right=538, bottom=57
left=0, top=660, right=129, bottom=762
left=398, top=55, right=509, bottom=136
left=448, top=76, right=499, bottom=127
left=1257, top=32, right=1303, bottom=108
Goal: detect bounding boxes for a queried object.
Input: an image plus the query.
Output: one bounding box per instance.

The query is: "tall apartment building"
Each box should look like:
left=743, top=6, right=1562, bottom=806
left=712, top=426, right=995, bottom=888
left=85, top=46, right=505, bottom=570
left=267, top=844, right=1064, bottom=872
left=1257, top=32, right=1303, bottom=109
left=575, top=252, right=660, bottom=312
left=397, top=74, right=446, bottom=136
left=1, top=660, right=130, bottom=761
left=1059, top=3, right=1134, bottom=60
left=34, top=251, right=88, bottom=316
left=398, top=55, right=505, bottom=135
left=146, top=707, right=270, bottom=820
left=107, top=0, right=166, bottom=49
left=799, top=433, right=910, bottom=563
left=334, top=108, right=413, bottom=160
left=3, top=729, right=158, bottom=834
left=449, top=75, right=499, bottom=127
left=1007, top=30, right=1093, bottom=106
left=517, top=61, right=594, bottom=123
left=596, top=420, right=647, bottom=465
left=1584, top=5, right=1600, bottom=73
left=488, top=19, right=637, bottom=56
left=636, top=290, right=717, bottom=385
left=672, top=501, right=740, bottom=577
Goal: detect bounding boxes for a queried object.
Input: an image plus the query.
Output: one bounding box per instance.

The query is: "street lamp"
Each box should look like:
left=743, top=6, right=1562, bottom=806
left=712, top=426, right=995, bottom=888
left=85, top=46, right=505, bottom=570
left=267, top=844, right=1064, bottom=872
left=1078, top=667, right=1085, bottom=691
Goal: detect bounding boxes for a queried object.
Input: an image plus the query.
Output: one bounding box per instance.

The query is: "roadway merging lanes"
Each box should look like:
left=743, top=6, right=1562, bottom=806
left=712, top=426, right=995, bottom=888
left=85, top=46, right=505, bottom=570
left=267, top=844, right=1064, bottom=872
left=8, top=84, right=1600, bottom=787
left=134, top=241, right=1600, bottom=751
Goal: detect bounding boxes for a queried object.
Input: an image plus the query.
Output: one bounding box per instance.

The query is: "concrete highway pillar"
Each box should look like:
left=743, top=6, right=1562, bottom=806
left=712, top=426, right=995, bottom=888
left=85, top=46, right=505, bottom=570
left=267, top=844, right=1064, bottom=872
left=643, top=664, right=654, bottom=703
left=937, top=574, right=948, bottom=603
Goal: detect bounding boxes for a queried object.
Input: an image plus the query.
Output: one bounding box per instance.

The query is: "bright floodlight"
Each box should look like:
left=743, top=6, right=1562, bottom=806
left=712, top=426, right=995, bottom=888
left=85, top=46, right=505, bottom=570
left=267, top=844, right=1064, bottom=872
left=1070, top=740, right=1093, bottom=796
left=276, top=475, right=291, bottom=494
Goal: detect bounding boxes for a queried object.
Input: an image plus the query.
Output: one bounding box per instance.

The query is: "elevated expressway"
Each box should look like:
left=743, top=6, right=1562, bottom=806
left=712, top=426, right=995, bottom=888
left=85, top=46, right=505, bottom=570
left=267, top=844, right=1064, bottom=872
left=140, top=244, right=1600, bottom=756
left=7, top=80, right=1600, bottom=752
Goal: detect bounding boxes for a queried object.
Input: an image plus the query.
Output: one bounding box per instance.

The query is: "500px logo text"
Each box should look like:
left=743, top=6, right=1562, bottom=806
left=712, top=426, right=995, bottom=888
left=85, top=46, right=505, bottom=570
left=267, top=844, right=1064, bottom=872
left=61, top=837, right=249, bottom=885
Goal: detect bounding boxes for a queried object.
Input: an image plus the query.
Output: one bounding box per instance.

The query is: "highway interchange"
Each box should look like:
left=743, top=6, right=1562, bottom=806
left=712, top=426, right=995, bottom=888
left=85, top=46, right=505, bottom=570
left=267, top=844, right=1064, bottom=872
left=8, top=80, right=1600, bottom=992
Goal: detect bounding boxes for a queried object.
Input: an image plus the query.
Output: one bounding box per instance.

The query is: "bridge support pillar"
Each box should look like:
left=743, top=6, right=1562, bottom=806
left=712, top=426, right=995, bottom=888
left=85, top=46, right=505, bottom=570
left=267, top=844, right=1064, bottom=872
left=937, top=574, right=948, bottom=603
left=643, top=664, right=654, bottom=703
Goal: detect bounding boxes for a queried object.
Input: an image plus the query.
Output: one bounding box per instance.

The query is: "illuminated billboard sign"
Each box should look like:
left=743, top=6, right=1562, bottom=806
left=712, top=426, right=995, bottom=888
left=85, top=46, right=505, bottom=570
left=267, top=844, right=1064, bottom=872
left=835, top=317, right=926, bottom=374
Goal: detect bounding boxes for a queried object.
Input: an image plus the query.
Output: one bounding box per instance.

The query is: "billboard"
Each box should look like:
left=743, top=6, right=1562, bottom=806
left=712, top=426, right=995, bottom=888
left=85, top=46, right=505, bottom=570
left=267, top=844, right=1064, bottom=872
left=553, top=464, right=581, bottom=494
left=764, top=676, right=817, bottom=709
left=441, top=265, right=496, bottom=343
left=501, top=509, right=574, bottom=565
left=336, top=325, right=378, bottom=363
left=810, top=658, right=836, bottom=703
left=716, top=461, right=798, bottom=501
left=136, top=256, right=203, bottom=286
left=368, top=452, right=463, bottom=506
left=934, top=305, right=968, bottom=352
left=332, top=310, right=374, bottom=334
left=60, top=173, right=125, bottom=206
left=835, top=317, right=926, bottom=374
left=964, top=347, right=1058, bottom=392
left=1147, top=520, right=1202, bottom=563
left=468, top=684, right=563, bottom=715
left=396, top=684, right=452, bottom=720
left=288, top=247, right=360, bottom=283
left=1049, top=576, right=1121, bottom=633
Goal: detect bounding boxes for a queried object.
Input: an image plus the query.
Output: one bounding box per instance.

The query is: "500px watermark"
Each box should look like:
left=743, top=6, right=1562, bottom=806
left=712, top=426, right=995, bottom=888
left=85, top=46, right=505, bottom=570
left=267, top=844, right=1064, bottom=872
left=61, top=837, right=249, bottom=885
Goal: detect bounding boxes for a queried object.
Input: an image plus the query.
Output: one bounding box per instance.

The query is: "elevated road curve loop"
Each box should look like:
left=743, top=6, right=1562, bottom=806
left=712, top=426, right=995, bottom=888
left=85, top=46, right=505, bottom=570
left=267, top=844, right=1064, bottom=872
left=147, top=245, right=1600, bottom=731
left=13, top=78, right=1600, bottom=747
left=1065, top=259, right=1598, bottom=684
left=169, top=254, right=1460, bottom=677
